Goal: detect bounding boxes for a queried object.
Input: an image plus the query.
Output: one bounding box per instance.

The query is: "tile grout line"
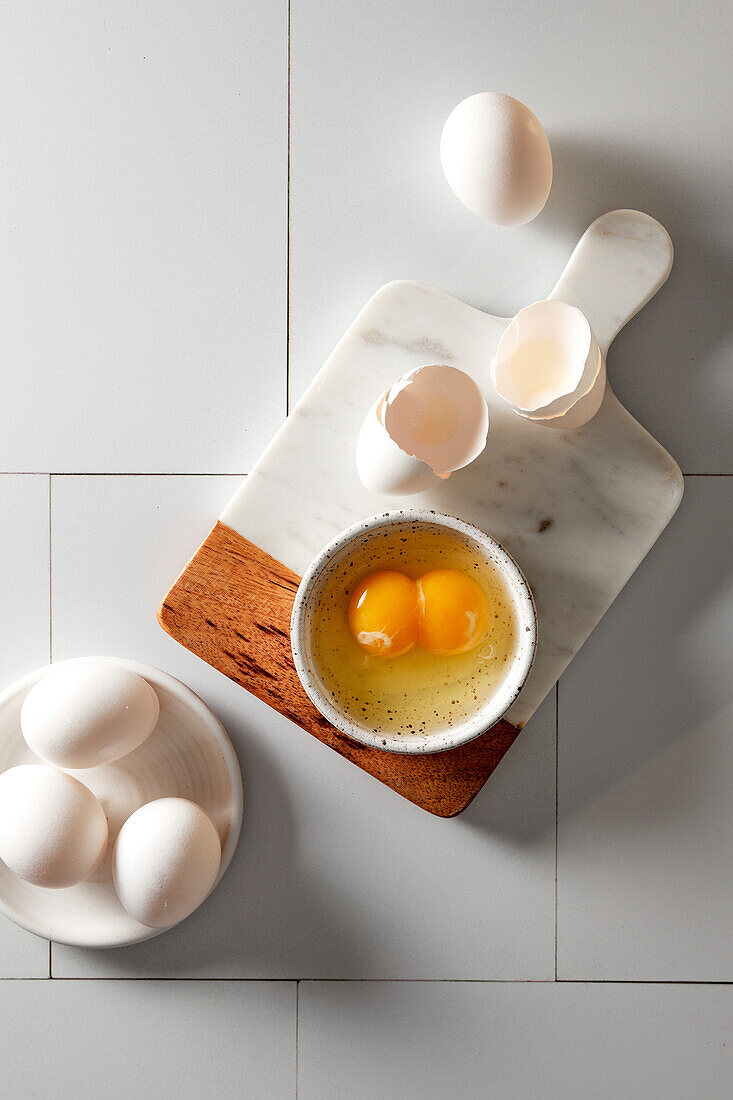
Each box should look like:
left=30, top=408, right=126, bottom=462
left=270, top=0, right=295, bottom=998
left=554, top=680, right=559, bottom=983
left=8, top=977, right=733, bottom=985
left=0, top=472, right=250, bottom=478
left=286, top=0, right=290, bottom=418
left=295, top=978, right=300, bottom=1099
left=0, top=471, right=731, bottom=478
left=48, top=475, right=53, bottom=667
left=48, top=474, right=54, bottom=979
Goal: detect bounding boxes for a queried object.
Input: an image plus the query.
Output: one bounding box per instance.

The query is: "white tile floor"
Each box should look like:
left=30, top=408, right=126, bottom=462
left=1, top=1, right=732, bottom=1097
left=0, top=2, right=286, bottom=473
left=557, top=477, right=733, bottom=982
left=298, top=982, right=733, bottom=1100
left=0, top=980, right=296, bottom=1098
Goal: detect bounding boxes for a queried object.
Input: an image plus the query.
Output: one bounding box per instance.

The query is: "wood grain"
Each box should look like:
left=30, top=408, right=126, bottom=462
left=158, top=521, right=521, bottom=817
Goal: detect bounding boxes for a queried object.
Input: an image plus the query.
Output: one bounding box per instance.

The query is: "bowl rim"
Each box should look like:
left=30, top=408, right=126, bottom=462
left=290, top=509, right=537, bottom=755
left=0, top=656, right=244, bottom=948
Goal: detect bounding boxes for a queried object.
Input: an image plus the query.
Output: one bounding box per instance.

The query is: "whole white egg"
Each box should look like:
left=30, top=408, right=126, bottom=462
left=0, top=765, right=108, bottom=888
left=440, top=92, right=552, bottom=226
left=21, top=661, right=160, bottom=769
left=113, top=798, right=221, bottom=928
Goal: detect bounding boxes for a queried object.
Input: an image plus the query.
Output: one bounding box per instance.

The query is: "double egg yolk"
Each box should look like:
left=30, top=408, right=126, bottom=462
left=347, top=569, right=489, bottom=658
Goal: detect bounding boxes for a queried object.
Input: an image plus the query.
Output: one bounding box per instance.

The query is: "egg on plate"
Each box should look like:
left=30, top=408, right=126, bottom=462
left=113, top=798, right=221, bottom=929
left=0, top=765, right=108, bottom=888
left=21, top=661, right=160, bottom=769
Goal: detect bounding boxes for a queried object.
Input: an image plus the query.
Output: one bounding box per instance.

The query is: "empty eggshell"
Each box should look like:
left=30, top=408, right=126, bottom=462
left=113, top=798, right=221, bottom=929
left=0, top=765, right=108, bottom=888
left=21, top=661, right=160, bottom=769
left=440, top=92, right=552, bottom=226
left=356, top=364, right=489, bottom=497
left=490, top=300, right=604, bottom=429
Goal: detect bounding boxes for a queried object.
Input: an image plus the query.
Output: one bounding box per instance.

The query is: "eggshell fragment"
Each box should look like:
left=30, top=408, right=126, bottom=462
left=21, top=662, right=160, bottom=769
left=490, top=300, right=604, bottom=429
left=113, top=798, right=221, bottom=929
left=356, top=364, right=489, bottom=497
left=440, top=92, right=552, bottom=226
left=0, top=765, right=108, bottom=888
left=541, top=358, right=606, bottom=429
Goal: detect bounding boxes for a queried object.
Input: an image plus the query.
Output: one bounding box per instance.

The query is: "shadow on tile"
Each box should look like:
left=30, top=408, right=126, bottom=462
left=54, top=712, right=370, bottom=978
left=555, top=479, right=733, bottom=826
left=457, top=694, right=556, bottom=845
left=536, top=136, right=733, bottom=469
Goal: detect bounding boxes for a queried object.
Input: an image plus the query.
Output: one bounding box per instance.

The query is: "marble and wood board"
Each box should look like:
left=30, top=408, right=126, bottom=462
left=160, top=210, right=683, bottom=817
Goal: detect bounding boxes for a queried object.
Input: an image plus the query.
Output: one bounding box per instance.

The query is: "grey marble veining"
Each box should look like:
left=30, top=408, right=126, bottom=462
left=221, top=211, right=682, bottom=726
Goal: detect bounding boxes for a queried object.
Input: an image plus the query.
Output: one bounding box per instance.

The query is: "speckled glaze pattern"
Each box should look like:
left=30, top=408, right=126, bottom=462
left=0, top=657, right=244, bottom=948
left=291, top=511, right=537, bottom=754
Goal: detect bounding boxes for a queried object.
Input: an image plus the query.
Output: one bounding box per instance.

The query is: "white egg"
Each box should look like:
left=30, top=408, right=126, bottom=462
left=0, top=765, right=108, bottom=888
left=21, top=662, right=160, bottom=769
left=440, top=92, right=552, bottom=226
left=356, top=363, right=489, bottom=496
left=113, top=798, right=221, bottom=929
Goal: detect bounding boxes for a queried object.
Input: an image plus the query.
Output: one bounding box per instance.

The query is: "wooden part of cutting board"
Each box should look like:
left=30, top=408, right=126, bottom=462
left=159, top=520, right=520, bottom=817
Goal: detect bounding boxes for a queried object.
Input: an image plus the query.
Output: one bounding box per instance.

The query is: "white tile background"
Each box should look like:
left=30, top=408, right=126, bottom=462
left=0, top=0, right=731, bottom=1096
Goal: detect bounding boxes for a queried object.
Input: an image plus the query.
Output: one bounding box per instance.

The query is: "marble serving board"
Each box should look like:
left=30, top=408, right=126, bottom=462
left=160, top=210, right=683, bottom=817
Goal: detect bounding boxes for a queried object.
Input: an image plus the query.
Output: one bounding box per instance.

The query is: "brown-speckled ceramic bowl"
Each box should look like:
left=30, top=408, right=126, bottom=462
left=291, top=510, right=537, bottom=755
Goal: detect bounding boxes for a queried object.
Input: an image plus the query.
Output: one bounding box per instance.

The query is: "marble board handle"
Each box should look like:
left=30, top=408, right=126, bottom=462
left=548, top=209, right=673, bottom=356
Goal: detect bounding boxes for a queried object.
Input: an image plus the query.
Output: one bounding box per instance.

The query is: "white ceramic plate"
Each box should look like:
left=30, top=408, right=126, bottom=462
left=0, top=657, right=243, bottom=948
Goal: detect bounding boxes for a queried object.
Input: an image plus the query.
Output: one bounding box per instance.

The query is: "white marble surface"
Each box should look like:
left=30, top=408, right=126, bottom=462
left=0, top=0, right=732, bottom=1096
left=221, top=211, right=681, bottom=727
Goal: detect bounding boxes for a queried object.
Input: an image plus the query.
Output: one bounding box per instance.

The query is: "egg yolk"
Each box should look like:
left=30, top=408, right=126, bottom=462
left=347, top=570, right=419, bottom=658
left=416, top=569, right=490, bottom=656
left=347, top=568, right=490, bottom=659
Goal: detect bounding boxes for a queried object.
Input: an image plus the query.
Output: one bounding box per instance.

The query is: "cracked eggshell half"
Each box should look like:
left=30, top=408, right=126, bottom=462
left=356, top=364, right=489, bottom=497
left=490, top=300, right=604, bottom=430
